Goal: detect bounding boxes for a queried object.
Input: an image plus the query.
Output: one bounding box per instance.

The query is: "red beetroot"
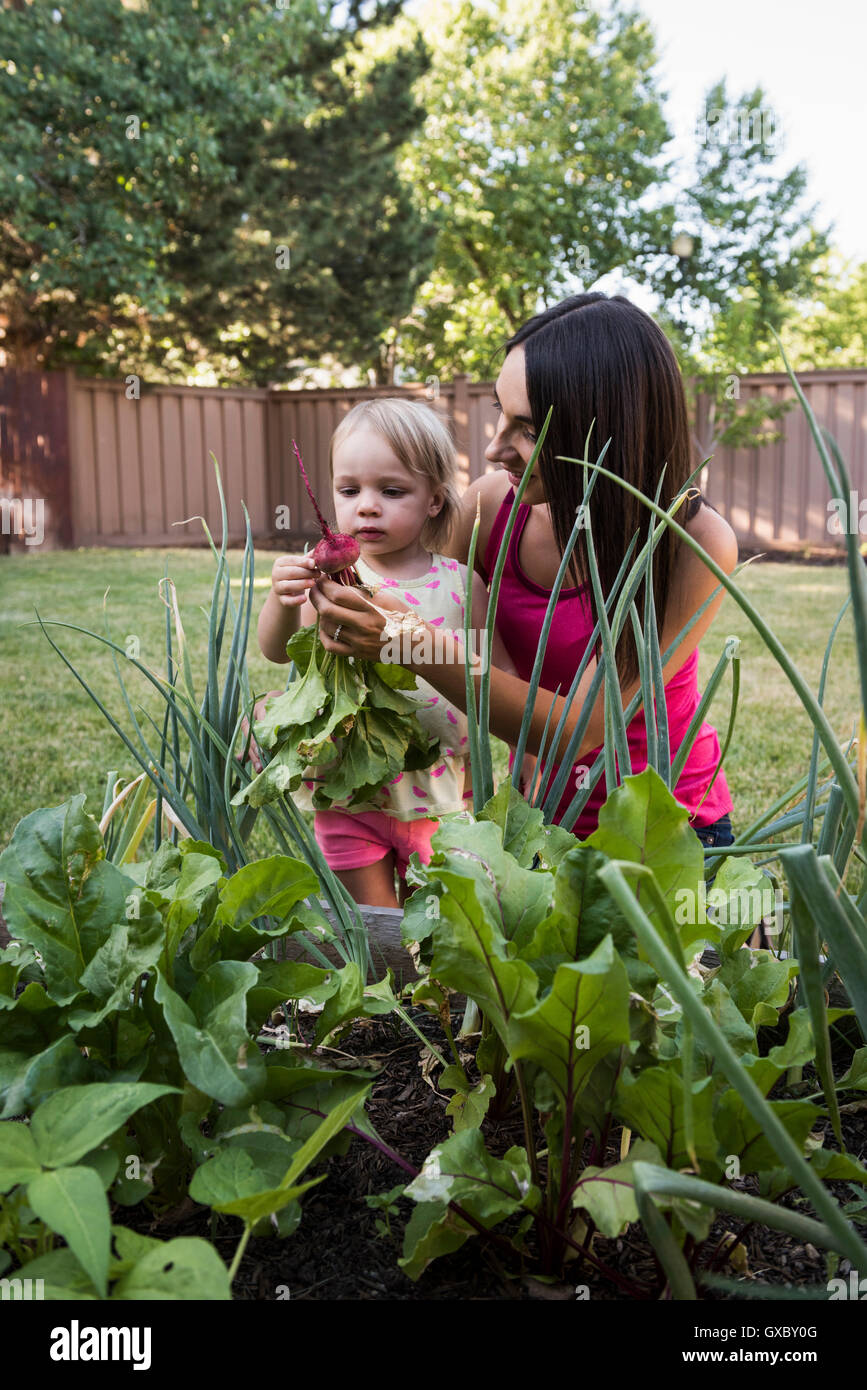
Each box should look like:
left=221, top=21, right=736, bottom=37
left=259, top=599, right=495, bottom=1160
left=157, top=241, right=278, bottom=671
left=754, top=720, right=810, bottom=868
left=292, top=439, right=360, bottom=582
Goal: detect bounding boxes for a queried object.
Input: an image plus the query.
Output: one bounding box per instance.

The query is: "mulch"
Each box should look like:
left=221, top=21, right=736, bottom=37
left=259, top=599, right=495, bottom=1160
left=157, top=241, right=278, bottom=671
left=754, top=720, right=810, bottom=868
left=127, top=1005, right=866, bottom=1302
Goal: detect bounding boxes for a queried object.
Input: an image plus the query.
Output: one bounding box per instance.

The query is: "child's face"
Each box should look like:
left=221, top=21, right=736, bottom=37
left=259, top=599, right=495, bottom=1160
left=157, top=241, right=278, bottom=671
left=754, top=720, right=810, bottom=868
left=332, top=426, right=443, bottom=557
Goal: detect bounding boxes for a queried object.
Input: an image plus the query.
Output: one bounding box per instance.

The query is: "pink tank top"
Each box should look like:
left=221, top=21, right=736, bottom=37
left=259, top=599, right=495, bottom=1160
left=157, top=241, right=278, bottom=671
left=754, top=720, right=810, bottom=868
left=480, top=490, right=734, bottom=837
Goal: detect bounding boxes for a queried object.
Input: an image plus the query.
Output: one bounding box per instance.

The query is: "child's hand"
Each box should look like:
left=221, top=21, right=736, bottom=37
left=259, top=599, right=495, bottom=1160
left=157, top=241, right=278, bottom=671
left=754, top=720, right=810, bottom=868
left=270, top=552, right=320, bottom=608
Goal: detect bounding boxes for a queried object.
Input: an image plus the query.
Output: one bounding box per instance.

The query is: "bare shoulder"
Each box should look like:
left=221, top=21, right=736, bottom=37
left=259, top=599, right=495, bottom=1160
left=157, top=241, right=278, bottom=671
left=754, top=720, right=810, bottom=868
left=683, top=502, right=739, bottom=576
left=443, top=469, right=513, bottom=568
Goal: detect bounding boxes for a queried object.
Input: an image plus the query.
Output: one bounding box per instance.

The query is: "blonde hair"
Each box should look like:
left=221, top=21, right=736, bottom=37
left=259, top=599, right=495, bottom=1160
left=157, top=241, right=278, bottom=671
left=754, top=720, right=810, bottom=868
left=329, top=397, right=460, bottom=552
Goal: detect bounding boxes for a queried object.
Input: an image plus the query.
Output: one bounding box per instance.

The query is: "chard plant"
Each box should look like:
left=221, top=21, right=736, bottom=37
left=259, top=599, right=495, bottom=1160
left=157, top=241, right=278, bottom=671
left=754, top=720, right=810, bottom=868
left=396, top=777, right=867, bottom=1290
left=382, top=360, right=867, bottom=1294
left=0, top=795, right=390, bottom=1296
left=34, top=455, right=371, bottom=974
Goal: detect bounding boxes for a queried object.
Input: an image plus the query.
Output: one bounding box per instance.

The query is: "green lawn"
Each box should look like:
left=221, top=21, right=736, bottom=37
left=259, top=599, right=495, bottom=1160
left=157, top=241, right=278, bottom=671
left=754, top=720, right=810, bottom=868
left=0, top=549, right=859, bottom=854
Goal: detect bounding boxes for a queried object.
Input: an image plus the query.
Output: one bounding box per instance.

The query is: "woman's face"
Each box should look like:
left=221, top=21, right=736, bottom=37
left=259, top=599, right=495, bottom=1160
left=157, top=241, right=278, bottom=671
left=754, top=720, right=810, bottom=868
left=485, top=345, right=547, bottom=504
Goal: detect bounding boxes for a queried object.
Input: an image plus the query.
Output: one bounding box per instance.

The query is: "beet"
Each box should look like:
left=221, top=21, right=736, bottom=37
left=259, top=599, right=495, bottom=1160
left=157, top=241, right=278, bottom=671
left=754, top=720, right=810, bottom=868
left=292, top=439, right=360, bottom=585
left=313, top=532, right=360, bottom=573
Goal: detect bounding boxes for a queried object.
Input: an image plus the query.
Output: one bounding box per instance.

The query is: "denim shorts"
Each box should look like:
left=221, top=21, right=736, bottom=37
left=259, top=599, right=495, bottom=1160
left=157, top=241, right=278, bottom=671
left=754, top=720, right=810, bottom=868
left=692, top=812, right=735, bottom=850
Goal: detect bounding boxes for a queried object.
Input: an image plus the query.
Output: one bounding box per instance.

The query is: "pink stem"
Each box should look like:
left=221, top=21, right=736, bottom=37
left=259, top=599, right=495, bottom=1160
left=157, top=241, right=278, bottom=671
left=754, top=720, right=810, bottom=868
left=292, top=438, right=332, bottom=537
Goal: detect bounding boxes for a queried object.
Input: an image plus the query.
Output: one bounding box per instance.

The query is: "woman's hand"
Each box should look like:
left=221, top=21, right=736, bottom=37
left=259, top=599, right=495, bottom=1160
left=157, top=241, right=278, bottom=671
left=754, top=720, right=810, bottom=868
left=309, top=578, right=411, bottom=660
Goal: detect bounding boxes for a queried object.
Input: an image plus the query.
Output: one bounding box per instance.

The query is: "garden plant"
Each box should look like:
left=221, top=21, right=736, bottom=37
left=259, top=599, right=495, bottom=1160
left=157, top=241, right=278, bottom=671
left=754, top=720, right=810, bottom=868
left=0, top=357, right=865, bottom=1299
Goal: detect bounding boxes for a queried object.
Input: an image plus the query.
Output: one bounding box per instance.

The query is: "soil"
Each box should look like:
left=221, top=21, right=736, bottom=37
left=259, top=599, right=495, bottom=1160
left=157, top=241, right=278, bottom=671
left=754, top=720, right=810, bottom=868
left=124, top=1005, right=867, bottom=1302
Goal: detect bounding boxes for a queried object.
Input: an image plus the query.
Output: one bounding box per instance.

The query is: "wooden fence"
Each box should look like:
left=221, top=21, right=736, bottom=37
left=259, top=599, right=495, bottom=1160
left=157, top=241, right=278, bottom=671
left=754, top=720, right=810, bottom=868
left=1, top=367, right=865, bottom=553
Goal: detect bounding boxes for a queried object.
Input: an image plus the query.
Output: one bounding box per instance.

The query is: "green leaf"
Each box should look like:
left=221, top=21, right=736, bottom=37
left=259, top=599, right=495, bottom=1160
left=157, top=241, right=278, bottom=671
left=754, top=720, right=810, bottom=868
left=67, top=908, right=164, bottom=1031
left=715, top=1092, right=820, bottom=1175
left=425, top=820, right=554, bottom=952
left=588, top=769, right=705, bottom=946
left=0, top=1120, right=41, bottom=1191
left=697, top=978, right=756, bottom=1059
left=400, top=1130, right=539, bottom=1280
left=614, top=1067, right=719, bottom=1173
left=526, top=845, right=628, bottom=979
left=571, top=1139, right=663, bottom=1237
left=0, top=798, right=144, bottom=1004
left=189, top=1143, right=319, bottom=1224
left=743, top=1009, right=816, bottom=1097
left=711, top=856, right=778, bottom=955
left=247, top=959, right=336, bottom=1033
left=837, top=1048, right=867, bottom=1091
left=28, top=1165, right=111, bottom=1297
left=428, top=875, right=538, bottom=1038
left=716, top=950, right=797, bottom=1031
left=0, top=943, right=39, bottom=1007
left=213, top=855, right=319, bottom=936
left=13, top=1246, right=98, bottom=1300
left=111, top=1226, right=162, bottom=1267
left=361, top=971, right=399, bottom=1018
left=111, top=1236, right=231, bottom=1300
left=30, top=1083, right=179, bottom=1169
left=507, top=936, right=631, bottom=1102
left=477, top=784, right=576, bottom=868
left=314, top=962, right=364, bottom=1044
left=0, top=1035, right=92, bottom=1120
left=155, top=963, right=265, bottom=1105
left=439, top=1071, right=495, bottom=1133
left=191, top=1079, right=369, bottom=1225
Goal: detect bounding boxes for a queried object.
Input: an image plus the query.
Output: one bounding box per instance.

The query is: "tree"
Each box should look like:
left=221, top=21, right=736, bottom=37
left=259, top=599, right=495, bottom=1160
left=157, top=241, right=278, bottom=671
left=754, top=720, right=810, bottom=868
left=648, top=80, right=829, bottom=452
left=390, top=0, right=673, bottom=379
left=772, top=255, right=867, bottom=370
left=0, top=0, right=433, bottom=383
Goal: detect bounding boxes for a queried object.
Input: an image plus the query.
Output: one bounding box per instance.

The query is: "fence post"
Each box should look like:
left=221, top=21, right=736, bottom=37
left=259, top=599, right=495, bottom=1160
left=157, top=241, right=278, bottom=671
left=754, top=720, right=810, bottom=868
left=452, top=373, right=471, bottom=487
left=60, top=368, right=77, bottom=546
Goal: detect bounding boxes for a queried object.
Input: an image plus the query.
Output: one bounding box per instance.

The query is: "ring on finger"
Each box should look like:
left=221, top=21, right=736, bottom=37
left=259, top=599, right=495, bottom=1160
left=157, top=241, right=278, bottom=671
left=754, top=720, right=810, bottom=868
left=333, top=624, right=343, bottom=643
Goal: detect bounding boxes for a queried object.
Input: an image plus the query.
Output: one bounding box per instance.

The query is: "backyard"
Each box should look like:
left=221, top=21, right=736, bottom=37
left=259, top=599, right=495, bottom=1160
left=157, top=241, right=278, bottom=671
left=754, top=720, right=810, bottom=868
left=0, top=550, right=858, bottom=854
left=2, top=0, right=867, bottom=1333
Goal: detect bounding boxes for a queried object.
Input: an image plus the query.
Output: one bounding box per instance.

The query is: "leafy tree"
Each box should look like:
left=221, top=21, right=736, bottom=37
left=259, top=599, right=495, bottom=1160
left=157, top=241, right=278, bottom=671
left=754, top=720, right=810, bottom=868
left=0, top=0, right=433, bottom=383
left=389, top=0, right=673, bottom=380
left=650, top=80, right=829, bottom=452
left=773, top=255, right=867, bottom=370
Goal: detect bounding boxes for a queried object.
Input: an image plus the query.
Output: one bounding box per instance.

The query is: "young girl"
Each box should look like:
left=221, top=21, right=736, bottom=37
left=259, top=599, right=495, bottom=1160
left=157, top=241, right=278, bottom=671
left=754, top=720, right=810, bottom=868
left=305, top=294, right=739, bottom=848
left=258, top=398, right=522, bottom=908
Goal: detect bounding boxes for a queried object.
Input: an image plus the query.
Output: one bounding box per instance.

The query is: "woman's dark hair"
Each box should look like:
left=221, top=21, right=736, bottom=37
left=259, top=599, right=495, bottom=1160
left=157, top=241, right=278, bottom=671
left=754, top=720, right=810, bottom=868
left=504, top=292, right=705, bottom=688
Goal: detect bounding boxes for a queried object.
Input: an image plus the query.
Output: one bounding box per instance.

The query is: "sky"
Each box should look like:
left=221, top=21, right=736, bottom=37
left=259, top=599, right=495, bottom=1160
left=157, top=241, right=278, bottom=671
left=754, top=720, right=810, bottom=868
left=634, top=0, right=866, bottom=263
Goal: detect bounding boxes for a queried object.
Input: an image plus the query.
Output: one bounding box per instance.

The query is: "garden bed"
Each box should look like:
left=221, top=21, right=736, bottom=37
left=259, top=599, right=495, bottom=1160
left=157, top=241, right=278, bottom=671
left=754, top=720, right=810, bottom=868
left=118, top=1008, right=866, bottom=1302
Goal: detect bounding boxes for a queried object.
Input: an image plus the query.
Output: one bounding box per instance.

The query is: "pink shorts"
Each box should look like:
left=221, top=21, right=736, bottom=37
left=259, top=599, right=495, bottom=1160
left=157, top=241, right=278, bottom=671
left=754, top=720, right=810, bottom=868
left=314, top=808, right=438, bottom=880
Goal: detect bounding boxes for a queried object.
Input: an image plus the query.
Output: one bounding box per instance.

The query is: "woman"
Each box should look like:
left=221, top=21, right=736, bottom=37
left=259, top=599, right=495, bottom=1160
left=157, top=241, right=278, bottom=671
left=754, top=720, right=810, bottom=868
left=308, top=293, right=738, bottom=847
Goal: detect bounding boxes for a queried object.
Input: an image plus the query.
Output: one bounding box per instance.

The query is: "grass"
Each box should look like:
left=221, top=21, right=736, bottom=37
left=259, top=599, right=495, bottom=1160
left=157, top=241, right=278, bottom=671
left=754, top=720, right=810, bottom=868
left=0, top=549, right=859, bottom=855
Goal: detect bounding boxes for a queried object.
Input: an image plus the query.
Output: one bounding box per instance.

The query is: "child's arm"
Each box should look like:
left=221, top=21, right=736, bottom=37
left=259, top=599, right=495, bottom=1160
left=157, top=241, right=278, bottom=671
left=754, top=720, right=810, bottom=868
left=467, top=570, right=536, bottom=792
left=258, top=552, right=320, bottom=664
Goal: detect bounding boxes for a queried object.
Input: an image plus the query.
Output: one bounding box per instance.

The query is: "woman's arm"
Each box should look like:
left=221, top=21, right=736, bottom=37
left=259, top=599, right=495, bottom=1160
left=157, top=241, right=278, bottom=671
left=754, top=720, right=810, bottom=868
left=466, top=566, right=515, bottom=675
left=310, top=508, right=738, bottom=762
